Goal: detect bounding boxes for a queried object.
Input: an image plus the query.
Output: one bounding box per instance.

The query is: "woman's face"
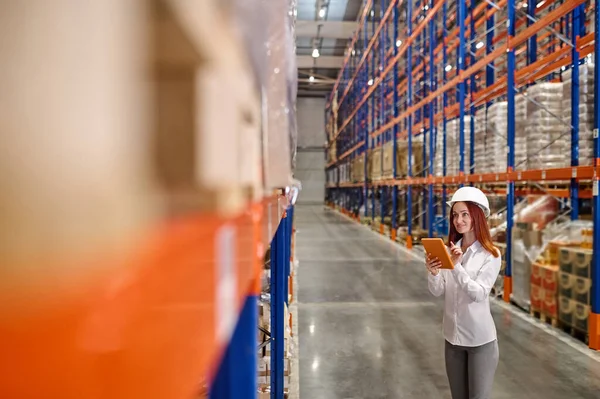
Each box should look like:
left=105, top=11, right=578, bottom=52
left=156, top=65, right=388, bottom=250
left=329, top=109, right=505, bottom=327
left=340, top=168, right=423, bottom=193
left=452, top=202, right=473, bottom=235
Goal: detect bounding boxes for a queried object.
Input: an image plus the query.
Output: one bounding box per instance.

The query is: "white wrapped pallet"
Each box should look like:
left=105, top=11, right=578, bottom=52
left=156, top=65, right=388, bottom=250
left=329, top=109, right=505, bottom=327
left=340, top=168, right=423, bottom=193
left=562, top=63, right=595, bottom=165
left=487, top=102, right=507, bottom=173
left=515, top=94, right=528, bottom=170
left=526, top=83, right=567, bottom=170
left=446, top=117, right=472, bottom=176
left=474, top=108, right=487, bottom=174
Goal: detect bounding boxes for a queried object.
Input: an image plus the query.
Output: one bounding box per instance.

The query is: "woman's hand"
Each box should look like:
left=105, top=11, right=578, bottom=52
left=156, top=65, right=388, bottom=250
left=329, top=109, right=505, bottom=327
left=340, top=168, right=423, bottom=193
left=449, top=242, right=463, bottom=265
left=426, top=253, right=442, bottom=276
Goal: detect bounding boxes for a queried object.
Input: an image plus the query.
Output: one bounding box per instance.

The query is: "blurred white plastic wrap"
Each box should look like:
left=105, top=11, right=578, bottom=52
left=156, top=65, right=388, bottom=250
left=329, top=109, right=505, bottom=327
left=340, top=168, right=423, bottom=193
left=229, top=0, right=299, bottom=188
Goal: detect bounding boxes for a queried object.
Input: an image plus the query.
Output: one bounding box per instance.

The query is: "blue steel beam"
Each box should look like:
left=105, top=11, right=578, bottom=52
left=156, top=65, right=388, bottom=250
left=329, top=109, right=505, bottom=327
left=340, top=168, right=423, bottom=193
left=469, top=0, right=475, bottom=176
left=407, top=0, right=413, bottom=247
left=458, top=0, right=466, bottom=178
left=270, top=214, right=287, bottom=399
left=570, top=6, right=583, bottom=220
left=392, top=0, right=399, bottom=235
left=442, top=1, right=448, bottom=222
left=428, top=0, right=435, bottom=237
left=209, top=295, right=258, bottom=399
left=380, top=0, right=386, bottom=228
left=591, top=0, right=600, bottom=351
left=370, top=7, right=376, bottom=221
left=505, top=0, right=516, bottom=302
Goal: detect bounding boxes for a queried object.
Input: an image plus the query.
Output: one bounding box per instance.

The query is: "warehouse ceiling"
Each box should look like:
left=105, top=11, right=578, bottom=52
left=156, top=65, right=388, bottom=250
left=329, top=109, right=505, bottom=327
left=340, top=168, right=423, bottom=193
left=296, top=0, right=362, bottom=97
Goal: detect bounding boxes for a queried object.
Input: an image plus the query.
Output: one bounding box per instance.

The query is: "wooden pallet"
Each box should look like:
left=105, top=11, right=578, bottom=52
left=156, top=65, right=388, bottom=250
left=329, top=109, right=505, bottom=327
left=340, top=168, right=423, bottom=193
left=558, top=323, right=589, bottom=345
left=530, top=309, right=559, bottom=327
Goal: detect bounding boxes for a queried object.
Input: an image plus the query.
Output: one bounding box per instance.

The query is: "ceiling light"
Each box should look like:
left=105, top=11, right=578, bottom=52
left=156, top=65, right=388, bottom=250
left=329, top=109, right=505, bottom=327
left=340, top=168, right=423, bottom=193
left=396, top=39, right=402, bottom=47
left=368, top=79, right=374, bottom=86
left=319, top=8, right=326, bottom=18
left=309, top=76, right=315, bottom=82
left=352, top=49, right=356, bottom=56
left=312, top=48, right=320, bottom=58
left=445, top=65, right=452, bottom=72
left=371, top=10, right=374, bottom=17
left=476, top=41, right=484, bottom=49
left=424, top=5, right=429, bottom=10
left=522, top=2, right=528, bottom=7
left=536, top=0, right=545, bottom=8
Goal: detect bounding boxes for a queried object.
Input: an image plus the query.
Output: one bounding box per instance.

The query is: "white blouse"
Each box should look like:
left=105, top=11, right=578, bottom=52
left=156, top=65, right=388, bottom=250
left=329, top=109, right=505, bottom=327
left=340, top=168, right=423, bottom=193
left=428, top=239, right=502, bottom=347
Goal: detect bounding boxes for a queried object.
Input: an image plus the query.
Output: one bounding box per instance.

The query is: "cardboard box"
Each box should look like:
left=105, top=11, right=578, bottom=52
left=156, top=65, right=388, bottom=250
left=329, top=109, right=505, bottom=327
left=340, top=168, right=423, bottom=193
left=573, top=248, right=592, bottom=278
left=559, top=272, right=574, bottom=298
left=370, top=147, right=383, bottom=180
left=540, top=264, right=559, bottom=292
left=558, top=296, right=575, bottom=326
left=530, top=284, right=544, bottom=310
left=573, top=276, right=591, bottom=305
left=574, top=302, right=590, bottom=332
left=531, top=262, right=543, bottom=286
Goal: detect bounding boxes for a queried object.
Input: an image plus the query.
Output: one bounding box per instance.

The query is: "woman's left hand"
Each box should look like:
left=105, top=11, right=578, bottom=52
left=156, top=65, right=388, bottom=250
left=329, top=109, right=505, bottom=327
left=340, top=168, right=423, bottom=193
left=449, top=242, right=463, bottom=266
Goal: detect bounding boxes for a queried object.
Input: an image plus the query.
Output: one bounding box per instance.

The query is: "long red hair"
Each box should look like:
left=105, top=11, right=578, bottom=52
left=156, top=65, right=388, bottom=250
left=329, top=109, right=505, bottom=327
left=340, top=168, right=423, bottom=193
left=448, top=201, right=500, bottom=258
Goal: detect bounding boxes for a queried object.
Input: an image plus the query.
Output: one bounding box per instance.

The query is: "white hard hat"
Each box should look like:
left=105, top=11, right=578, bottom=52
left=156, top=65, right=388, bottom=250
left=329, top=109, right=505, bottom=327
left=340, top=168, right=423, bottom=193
left=447, top=187, right=490, bottom=218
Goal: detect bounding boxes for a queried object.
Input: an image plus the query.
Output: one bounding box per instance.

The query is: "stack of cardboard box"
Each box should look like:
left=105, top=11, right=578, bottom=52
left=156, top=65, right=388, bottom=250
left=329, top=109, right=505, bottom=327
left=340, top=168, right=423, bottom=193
left=558, top=247, right=593, bottom=336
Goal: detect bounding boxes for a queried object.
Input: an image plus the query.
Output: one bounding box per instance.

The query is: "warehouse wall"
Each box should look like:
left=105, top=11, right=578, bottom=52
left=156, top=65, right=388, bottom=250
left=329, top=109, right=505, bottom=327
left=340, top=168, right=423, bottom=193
left=295, top=97, right=326, bottom=204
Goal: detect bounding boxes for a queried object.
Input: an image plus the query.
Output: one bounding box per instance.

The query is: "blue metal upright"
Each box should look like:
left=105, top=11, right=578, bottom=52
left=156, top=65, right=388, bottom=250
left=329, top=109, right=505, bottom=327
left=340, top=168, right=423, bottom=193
left=270, top=214, right=287, bottom=399
left=380, top=0, right=386, bottom=228
left=505, top=0, right=516, bottom=301
left=469, top=0, right=476, bottom=176
left=370, top=8, right=376, bottom=221
left=407, top=0, right=413, bottom=247
left=427, top=0, right=435, bottom=237
left=590, top=0, right=600, bottom=351
left=458, top=0, right=466, bottom=177
left=392, top=0, right=399, bottom=235
left=570, top=5, right=582, bottom=220
left=442, top=1, right=448, bottom=221
left=209, top=295, right=258, bottom=399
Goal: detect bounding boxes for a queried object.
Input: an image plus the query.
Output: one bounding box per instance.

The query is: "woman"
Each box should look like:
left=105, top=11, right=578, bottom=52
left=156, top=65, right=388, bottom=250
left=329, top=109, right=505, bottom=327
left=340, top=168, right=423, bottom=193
left=425, top=187, right=501, bottom=399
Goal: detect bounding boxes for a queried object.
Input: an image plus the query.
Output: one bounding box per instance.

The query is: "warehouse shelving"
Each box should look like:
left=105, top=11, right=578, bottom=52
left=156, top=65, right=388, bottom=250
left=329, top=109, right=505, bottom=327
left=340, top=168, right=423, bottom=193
left=325, top=0, right=600, bottom=350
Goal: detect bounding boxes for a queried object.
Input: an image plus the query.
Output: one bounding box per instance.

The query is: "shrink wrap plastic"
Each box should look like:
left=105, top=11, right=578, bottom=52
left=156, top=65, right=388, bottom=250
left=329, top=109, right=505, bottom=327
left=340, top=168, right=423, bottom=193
left=230, top=0, right=298, bottom=185
left=474, top=108, right=487, bottom=174
left=434, top=118, right=471, bottom=177
left=562, top=63, right=595, bottom=165
left=525, top=83, right=568, bottom=170
left=487, top=102, right=508, bottom=173
left=515, top=95, right=528, bottom=170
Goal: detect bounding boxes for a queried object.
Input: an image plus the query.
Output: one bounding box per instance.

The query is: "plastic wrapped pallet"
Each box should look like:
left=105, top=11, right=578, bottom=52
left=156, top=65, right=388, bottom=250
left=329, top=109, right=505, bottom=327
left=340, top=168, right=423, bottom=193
left=515, top=95, right=528, bottom=170
left=231, top=0, right=297, bottom=188
left=487, top=102, right=507, bottom=173
left=562, top=63, right=595, bottom=165
left=526, top=83, right=567, bottom=170
left=446, top=117, right=472, bottom=176
left=474, top=108, right=487, bottom=173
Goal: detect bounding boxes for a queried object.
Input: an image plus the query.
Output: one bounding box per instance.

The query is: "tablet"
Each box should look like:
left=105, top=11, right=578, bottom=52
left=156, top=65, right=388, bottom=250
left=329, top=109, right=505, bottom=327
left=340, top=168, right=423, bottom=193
left=421, top=238, right=455, bottom=270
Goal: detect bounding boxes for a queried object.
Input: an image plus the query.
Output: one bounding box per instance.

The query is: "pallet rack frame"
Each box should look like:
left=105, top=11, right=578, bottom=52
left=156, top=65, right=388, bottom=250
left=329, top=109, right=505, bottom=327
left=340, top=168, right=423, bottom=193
left=325, top=0, right=600, bottom=350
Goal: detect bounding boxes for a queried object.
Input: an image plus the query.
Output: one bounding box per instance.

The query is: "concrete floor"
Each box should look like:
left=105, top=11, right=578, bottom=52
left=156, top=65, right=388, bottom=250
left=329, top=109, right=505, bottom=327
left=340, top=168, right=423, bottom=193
left=296, top=206, right=600, bottom=399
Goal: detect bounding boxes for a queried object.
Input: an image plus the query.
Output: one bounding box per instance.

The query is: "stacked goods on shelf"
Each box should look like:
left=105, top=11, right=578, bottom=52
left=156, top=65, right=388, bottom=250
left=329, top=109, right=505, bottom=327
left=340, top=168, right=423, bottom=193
left=397, top=139, right=425, bottom=178
left=434, top=122, right=445, bottom=177
left=515, top=94, right=528, bottom=170
left=351, top=153, right=366, bottom=183
left=487, top=102, right=507, bottom=173
left=511, top=196, right=559, bottom=310
left=562, top=63, right=595, bottom=165
left=339, top=161, right=350, bottom=183
left=369, top=146, right=383, bottom=181
left=474, top=108, right=487, bottom=173
left=382, top=141, right=401, bottom=179
left=559, top=246, right=593, bottom=337
left=526, top=83, right=568, bottom=170
left=446, top=117, right=472, bottom=176
left=530, top=239, right=562, bottom=324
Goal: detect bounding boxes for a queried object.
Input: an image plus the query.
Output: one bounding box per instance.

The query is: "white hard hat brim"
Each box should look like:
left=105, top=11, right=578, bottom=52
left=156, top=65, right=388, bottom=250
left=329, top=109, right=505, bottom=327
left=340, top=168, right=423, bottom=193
left=447, top=201, right=490, bottom=218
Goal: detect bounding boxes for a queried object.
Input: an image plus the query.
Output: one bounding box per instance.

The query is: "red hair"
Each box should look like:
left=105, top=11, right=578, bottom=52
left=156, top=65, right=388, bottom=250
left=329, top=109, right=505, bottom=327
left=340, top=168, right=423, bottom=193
left=448, top=201, right=500, bottom=258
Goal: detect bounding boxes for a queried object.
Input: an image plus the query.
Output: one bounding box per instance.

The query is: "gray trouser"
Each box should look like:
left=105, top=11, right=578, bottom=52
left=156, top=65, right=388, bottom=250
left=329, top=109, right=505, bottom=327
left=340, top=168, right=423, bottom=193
left=445, top=339, right=499, bottom=399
